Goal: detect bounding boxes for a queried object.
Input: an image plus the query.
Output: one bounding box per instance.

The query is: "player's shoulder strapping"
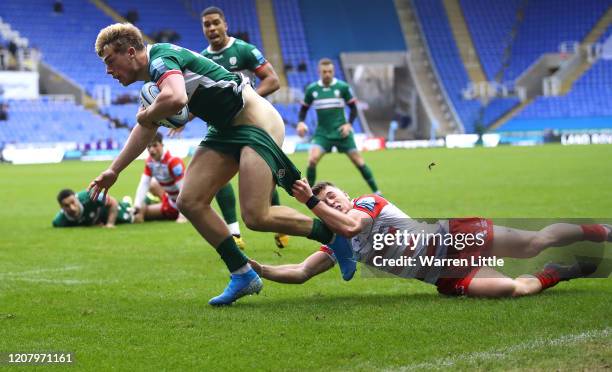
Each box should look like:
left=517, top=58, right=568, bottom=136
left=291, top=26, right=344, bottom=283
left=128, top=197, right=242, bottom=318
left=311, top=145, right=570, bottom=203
left=167, top=155, right=185, bottom=179
left=352, top=194, right=388, bottom=218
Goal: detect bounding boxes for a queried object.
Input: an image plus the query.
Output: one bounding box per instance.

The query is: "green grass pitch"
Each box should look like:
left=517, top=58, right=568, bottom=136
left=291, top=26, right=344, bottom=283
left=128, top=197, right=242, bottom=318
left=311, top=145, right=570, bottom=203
left=1, top=144, right=611, bottom=370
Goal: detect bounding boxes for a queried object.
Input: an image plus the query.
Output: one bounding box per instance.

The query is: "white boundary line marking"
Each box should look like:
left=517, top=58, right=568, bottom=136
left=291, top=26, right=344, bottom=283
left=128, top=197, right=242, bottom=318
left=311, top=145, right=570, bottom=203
left=390, top=328, right=611, bottom=371
left=3, top=277, right=111, bottom=285
left=0, top=265, right=82, bottom=277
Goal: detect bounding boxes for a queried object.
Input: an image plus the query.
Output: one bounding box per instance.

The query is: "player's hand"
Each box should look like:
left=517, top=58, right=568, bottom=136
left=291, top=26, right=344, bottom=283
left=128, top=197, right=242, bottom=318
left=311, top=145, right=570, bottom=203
left=133, top=210, right=145, bottom=224
left=248, top=259, right=263, bottom=276
left=136, top=106, right=155, bottom=127
left=338, top=123, right=352, bottom=138
left=296, top=122, right=308, bottom=138
left=292, top=178, right=313, bottom=204
left=168, top=125, right=186, bottom=138
left=88, top=168, right=118, bottom=202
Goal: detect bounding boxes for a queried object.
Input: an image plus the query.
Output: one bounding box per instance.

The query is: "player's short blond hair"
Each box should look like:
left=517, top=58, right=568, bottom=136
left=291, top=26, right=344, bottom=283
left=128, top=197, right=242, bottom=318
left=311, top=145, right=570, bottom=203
left=318, top=58, right=334, bottom=67
left=95, top=23, right=145, bottom=57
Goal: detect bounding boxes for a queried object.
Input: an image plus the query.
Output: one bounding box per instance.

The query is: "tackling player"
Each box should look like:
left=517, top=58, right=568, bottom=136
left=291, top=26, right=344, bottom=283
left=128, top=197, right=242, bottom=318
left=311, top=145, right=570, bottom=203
left=297, top=59, right=381, bottom=194
left=249, top=180, right=609, bottom=298
left=89, top=24, right=336, bottom=306
left=133, top=132, right=187, bottom=224
left=53, top=188, right=133, bottom=228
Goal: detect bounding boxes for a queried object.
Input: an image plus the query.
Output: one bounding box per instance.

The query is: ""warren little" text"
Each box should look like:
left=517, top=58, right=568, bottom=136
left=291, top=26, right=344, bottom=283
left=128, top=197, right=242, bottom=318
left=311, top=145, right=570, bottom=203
left=373, top=255, right=504, bottom=268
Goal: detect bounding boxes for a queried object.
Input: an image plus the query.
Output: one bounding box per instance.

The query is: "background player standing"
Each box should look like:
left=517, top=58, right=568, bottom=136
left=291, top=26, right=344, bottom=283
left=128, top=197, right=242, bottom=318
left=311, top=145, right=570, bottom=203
left=297, top=59, right=381, bottom=194
left=198, top=6, right=288, bottom=248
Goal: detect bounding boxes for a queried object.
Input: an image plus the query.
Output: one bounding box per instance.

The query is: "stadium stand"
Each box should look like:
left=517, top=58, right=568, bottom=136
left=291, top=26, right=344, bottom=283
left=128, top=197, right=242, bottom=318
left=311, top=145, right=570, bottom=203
left=460, top=0, right=523, bottom=81
left=500, top=28, right=612, bottom=132
left=412, top=0, right=483, bottom=132
left=0, top=0, right=134, bottom=98
left=272, top=0, right=364, bottom=134
left=504, top=0, right=610, bottom=81
left=104, top=0, right=264, bottom=54
left=297, top=0, right=405, bottom=59
left=414, top=0, right=611, bottom=133
left=0, top=97, right=129, bottom=145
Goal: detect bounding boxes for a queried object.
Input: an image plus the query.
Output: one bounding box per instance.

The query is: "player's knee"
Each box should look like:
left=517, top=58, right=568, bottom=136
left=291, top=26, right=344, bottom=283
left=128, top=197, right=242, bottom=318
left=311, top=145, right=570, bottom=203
left=468, top=278, right=515, bottom=298
left=241, top=209, right=268, bottom=231
left=176, top=194, right=199, bottom=217
left=511, top=280, right=535, bottom=297
left=525, top=235, right=550, bottom=257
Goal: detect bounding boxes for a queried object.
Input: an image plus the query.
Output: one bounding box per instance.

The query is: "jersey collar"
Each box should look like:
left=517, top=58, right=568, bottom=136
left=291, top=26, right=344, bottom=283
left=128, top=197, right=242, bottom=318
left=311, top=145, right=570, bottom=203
left=206, top=37, right=236, bottom=54
left=317, top=78, right=337, bottom=88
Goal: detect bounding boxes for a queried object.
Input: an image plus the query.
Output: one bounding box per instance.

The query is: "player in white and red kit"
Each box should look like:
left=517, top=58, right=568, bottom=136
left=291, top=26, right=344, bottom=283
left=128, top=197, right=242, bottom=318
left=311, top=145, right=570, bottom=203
left=249, top=180, right=609, bottom=298
left=133, top=132, right=186, bottom=222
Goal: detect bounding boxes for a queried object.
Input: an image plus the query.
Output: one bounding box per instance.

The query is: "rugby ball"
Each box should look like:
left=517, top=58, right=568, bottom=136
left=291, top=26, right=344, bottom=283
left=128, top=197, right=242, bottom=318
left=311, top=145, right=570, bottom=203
left=140, top=82, right=189, bottom=129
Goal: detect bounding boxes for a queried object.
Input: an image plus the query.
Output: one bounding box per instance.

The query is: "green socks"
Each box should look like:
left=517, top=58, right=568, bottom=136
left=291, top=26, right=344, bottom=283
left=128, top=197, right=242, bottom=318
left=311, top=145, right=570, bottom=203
left=271, top=189, right=280, bottom=206
left=358, top=164, right=379, bottom=193
left=215, top=236, right=248, bottom=272
left=307, top=218, right=334, bottom=244
left=215, top=183, right=238, bottom=225
left=306, top=166, right=316, bottom=186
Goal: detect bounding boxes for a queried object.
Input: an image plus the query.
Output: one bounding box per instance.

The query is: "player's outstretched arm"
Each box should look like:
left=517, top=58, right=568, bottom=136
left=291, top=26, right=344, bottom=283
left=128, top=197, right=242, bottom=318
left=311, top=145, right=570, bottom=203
left=88, top=122, right=158, bottom=201
left=104, top=196, right=119, bottom=228
left=249, top=251, right=334, bottom=284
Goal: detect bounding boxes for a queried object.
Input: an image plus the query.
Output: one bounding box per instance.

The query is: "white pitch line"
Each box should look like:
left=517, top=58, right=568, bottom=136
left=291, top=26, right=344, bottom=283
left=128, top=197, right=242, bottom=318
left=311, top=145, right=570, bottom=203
left=3, top=277, right=113, bottom=285
left=389, top=328, right=611, bottom=371
left=0, top=265, right=82, bottom=278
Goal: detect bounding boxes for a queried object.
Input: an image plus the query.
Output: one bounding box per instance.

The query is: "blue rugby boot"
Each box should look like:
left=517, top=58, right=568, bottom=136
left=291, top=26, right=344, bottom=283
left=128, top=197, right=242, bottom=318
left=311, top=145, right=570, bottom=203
left=208, top=269, right=263, bottom=306
left=328, top=235, right=356, bottom=281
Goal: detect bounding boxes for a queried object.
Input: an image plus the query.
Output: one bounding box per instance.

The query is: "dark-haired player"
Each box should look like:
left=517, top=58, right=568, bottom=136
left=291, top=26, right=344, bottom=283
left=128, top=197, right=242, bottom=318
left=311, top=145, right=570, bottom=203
left=200, top=6, right=288, bottom=248
left=53, top=189, right=133, bottom=228
left=133, top=132, right=187, bottom=223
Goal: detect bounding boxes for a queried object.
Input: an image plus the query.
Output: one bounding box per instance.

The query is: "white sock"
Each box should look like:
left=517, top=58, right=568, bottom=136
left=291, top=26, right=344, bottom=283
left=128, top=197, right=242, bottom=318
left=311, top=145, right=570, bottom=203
left=231, top=263, right=251, bottom=275
left=228, top=222, right=241, bottom=236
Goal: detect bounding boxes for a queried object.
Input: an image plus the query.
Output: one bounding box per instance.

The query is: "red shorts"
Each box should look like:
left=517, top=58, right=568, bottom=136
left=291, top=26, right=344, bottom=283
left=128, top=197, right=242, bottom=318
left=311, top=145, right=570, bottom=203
left=161, top=193, right=180, bottom=220
left=435, top=217, right=494, bottom=296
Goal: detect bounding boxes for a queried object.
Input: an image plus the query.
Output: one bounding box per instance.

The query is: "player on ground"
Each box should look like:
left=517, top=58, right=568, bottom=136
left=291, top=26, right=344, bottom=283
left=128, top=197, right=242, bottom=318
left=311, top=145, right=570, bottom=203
left=200, top=6, right=288, bottom=248
left=132, top=132, right=188, bottom=224
left=53, top=188, right=133, bottom=228
left=249, top=180, right=609, bottom=298
left=89, top=24, right=335, bottom=305
left=297, top=59, right=380, bottom=194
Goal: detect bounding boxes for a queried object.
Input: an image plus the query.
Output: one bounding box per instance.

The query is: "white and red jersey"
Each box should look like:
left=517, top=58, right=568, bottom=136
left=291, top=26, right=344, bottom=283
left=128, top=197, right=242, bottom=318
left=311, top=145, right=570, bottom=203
left=349, top=194, right=447, bottom=284
left=141, top=151, right=185, bottom=208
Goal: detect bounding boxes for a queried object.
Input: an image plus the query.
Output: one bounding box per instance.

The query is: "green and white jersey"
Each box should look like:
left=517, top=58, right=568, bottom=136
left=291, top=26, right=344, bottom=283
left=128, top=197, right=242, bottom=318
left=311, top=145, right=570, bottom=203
left=303, top=78, right=356, bottom=140
left=52, top=191, right=106, bottom=227
left=52, top=191, right=133, bottom=227
left=148, top=43, right=246, bottom=130
left=201, top=37, right=267, bottom=88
